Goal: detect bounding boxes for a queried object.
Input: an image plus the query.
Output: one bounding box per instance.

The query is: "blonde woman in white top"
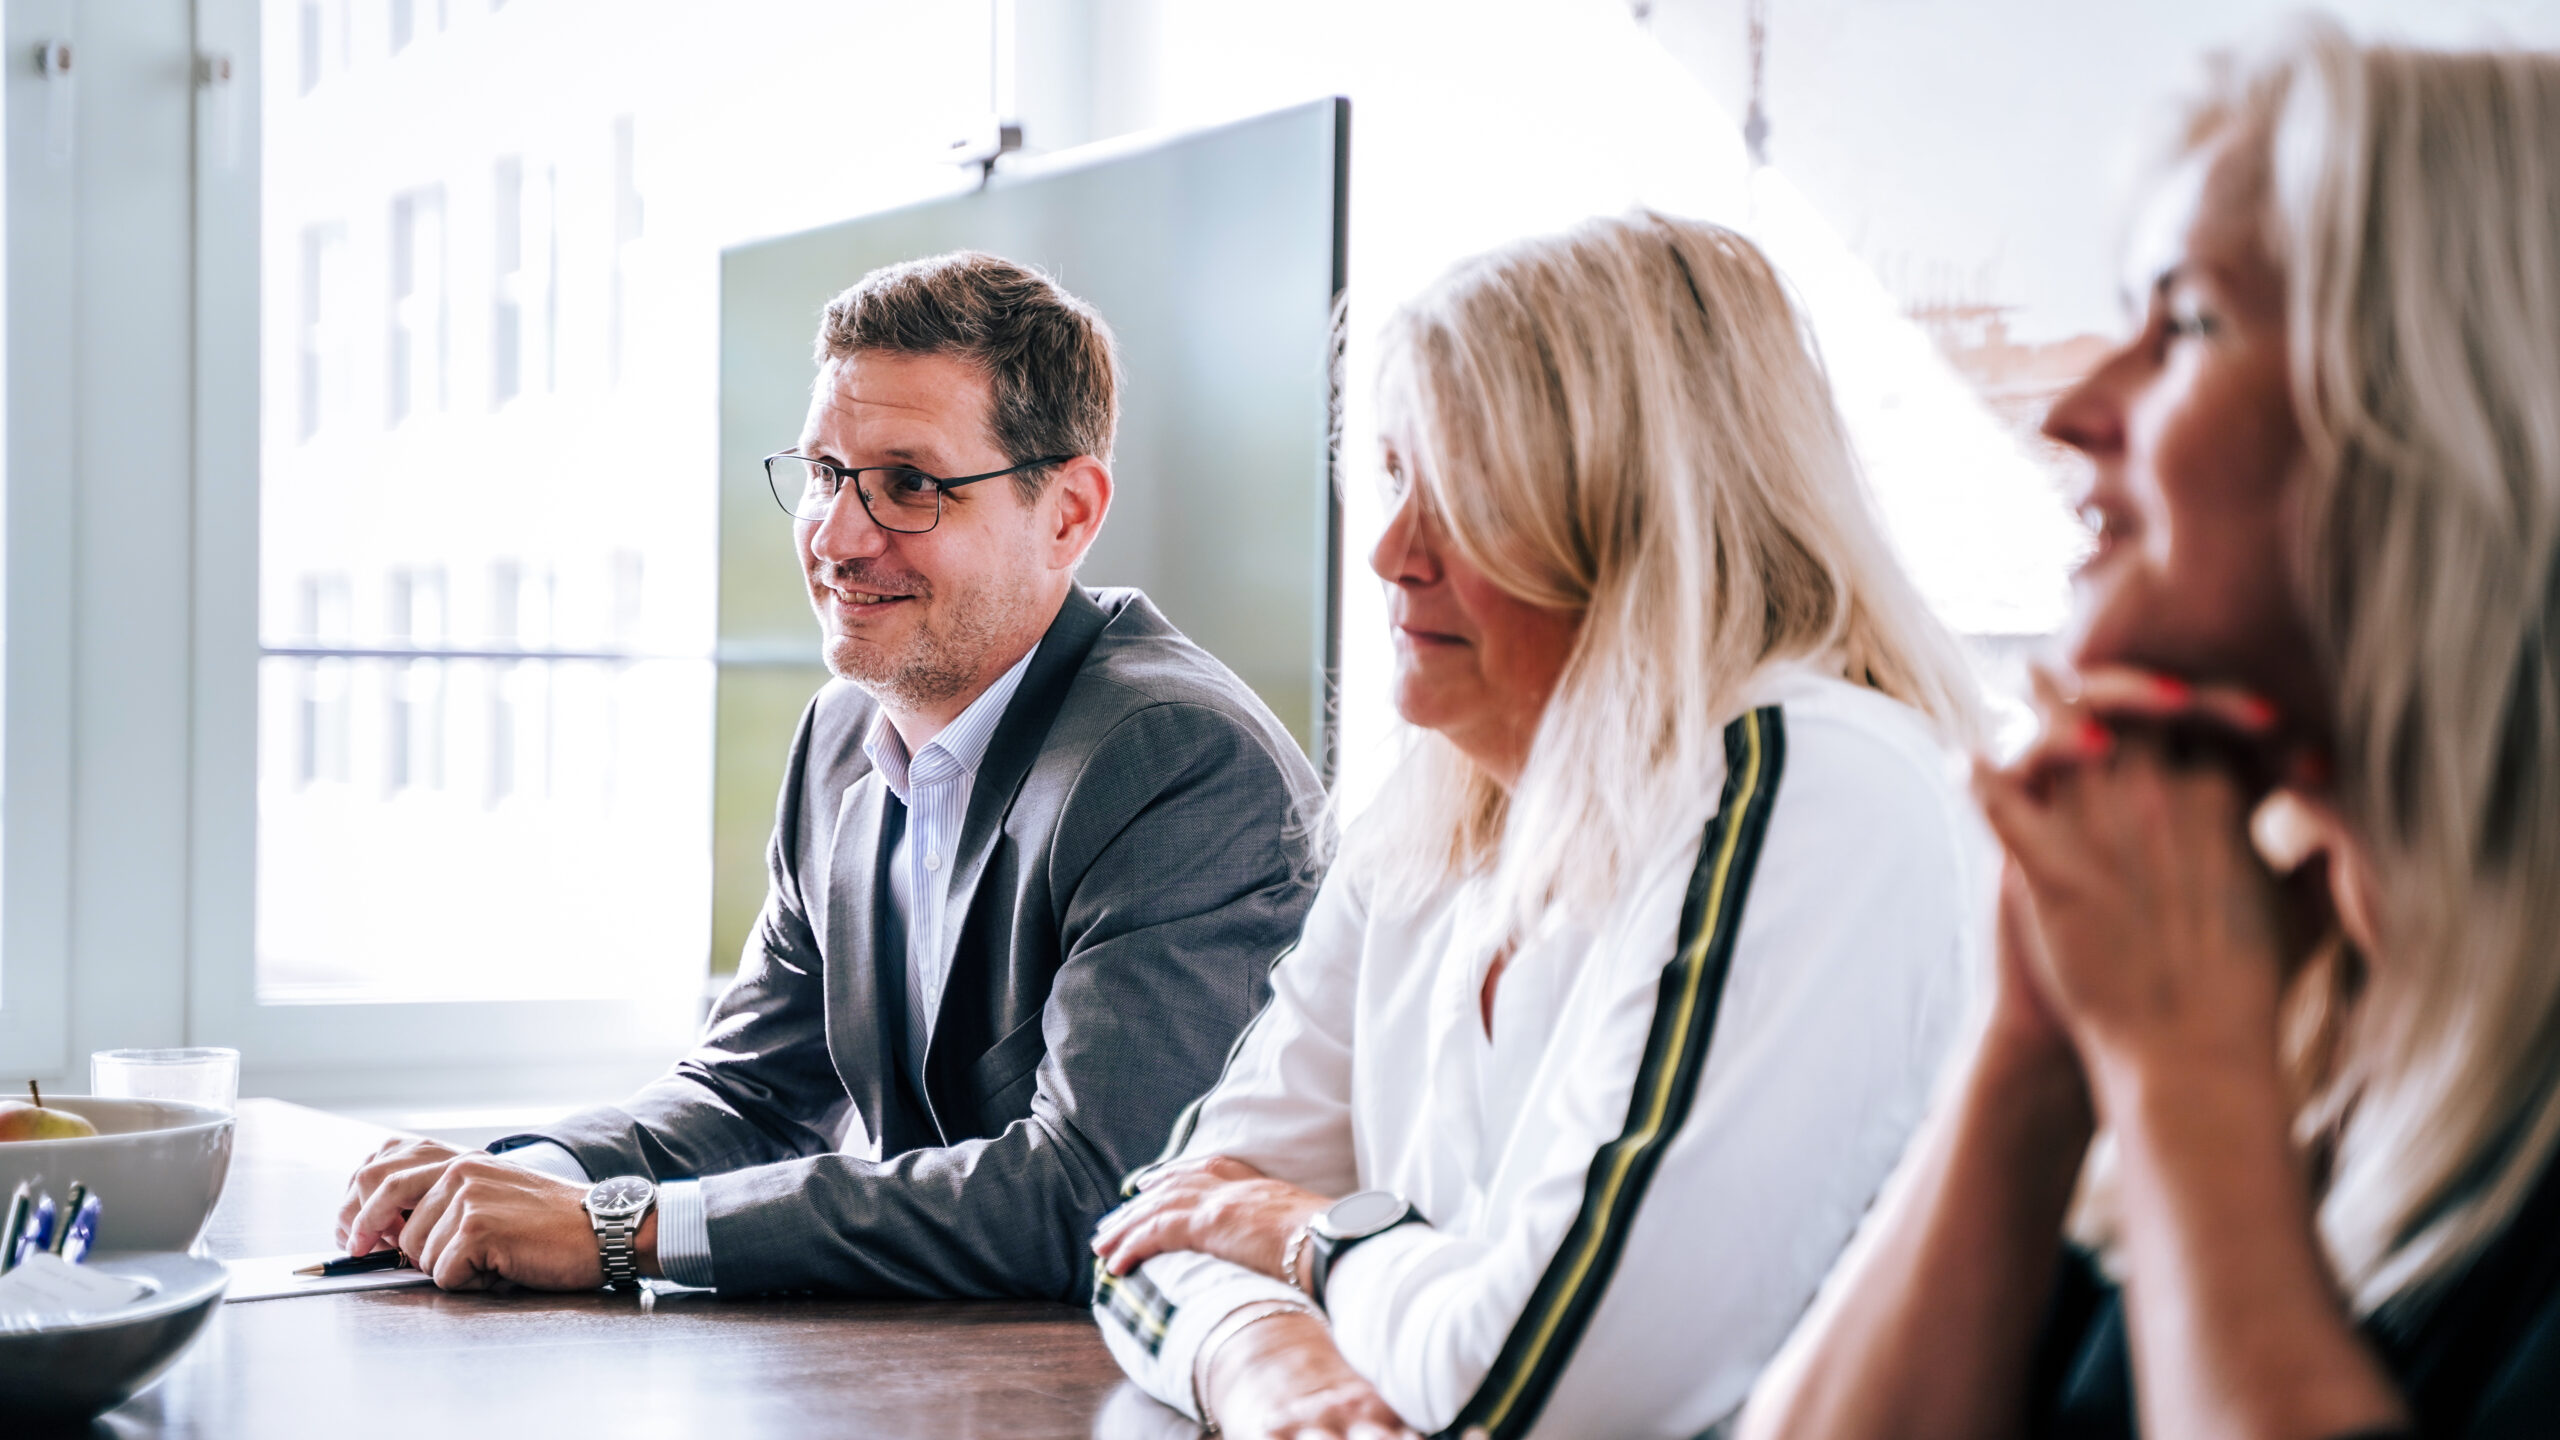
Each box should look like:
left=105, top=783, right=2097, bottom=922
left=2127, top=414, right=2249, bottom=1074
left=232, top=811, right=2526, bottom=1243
left=1087, top=213, right=1985, bottom=1440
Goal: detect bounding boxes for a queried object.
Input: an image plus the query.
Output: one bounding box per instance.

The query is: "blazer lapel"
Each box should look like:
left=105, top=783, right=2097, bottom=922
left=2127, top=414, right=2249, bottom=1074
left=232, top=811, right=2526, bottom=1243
left=821, top=772, right=906, bottom=1150
left=922, top=588, right=1115, bottom=1084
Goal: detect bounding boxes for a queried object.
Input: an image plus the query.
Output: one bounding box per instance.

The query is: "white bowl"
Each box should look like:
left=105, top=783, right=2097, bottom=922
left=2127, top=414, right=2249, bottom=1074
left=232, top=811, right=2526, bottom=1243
left=0, top=1250, right=229, bottom=1423
left=0, top=1097, right=235, bottom=1252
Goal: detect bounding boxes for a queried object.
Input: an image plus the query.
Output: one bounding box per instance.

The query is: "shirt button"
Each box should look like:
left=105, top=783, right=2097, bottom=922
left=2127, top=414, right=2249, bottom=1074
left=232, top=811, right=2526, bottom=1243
left=924, top=852, right=941, bottom=871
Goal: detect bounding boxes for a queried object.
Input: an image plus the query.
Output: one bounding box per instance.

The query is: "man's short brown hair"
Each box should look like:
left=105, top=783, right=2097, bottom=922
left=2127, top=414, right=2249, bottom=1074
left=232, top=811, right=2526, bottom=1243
left=816, top=251, right=1119, bottom=499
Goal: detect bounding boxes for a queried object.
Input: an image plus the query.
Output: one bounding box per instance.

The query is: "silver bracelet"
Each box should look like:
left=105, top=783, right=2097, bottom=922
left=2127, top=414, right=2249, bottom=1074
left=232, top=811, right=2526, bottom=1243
left=1281, top=1221, right=1314, bottom=1294
left=1194, top=1300, right=1319, bottom=1433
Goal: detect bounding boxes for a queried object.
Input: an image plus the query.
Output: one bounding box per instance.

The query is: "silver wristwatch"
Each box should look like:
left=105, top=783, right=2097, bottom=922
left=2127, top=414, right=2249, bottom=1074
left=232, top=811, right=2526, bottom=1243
left=583, top=1175, right=657, bottom=1290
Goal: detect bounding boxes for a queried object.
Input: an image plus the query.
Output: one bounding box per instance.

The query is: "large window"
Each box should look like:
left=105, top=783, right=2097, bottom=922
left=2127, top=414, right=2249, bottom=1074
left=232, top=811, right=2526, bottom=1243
left=242, top=0, right=990, bottom=1060
left=259, top=3, right=704, bottom=1008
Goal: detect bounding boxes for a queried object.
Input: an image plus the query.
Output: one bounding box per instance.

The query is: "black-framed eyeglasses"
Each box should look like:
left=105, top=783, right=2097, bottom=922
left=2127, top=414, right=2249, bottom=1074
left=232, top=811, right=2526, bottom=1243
left=763, top=452, right=1072, bottom=532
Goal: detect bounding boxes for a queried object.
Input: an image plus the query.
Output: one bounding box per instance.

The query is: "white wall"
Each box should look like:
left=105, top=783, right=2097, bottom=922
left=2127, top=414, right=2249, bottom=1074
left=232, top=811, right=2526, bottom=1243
left=1646, top=0, right=2560, bottom=345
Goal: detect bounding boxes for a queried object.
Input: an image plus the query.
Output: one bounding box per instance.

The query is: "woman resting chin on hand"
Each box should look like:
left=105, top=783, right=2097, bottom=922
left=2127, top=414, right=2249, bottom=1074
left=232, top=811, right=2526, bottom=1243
left=1089, top=213, right=1986, bottom=1440
left=1742, top=26, right=2560, bottom=1440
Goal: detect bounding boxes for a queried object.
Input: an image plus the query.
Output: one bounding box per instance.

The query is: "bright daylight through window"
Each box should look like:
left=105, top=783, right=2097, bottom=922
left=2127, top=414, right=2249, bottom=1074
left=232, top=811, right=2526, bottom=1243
left=254, top=1, right=987, bottom=1003
left=249, top=0, right=2094, bottom=1007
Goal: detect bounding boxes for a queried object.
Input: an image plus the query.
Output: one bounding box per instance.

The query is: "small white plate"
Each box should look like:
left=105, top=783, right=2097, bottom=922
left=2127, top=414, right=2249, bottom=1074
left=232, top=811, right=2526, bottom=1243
left=0, top=1250, right=228, bottom=1423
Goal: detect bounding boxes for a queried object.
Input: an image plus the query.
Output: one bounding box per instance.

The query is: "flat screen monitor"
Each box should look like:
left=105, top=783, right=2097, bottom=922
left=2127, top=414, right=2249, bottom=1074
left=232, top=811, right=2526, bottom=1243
left=712, top=99, right=1347, bottom=969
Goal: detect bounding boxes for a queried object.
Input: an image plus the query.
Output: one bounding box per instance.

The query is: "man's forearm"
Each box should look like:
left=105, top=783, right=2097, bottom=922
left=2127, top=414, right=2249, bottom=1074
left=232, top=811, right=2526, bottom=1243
left=509, top=1071, right=841, bottom=1191
left=498, top=1132, right=708, bottom=1285
left=693, top=1113, right=1118, bottom=1299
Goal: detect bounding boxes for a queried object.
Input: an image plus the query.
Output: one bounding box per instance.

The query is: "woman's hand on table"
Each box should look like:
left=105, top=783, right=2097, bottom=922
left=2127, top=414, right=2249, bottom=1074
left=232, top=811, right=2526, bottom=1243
left=1202, top=1307, right=1417, bottom=1440
left=1089, top=1155, right=1330, bottom=1286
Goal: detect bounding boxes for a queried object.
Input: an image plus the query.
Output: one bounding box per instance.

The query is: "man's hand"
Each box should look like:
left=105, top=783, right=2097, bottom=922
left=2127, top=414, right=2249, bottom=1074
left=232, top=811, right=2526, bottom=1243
left=398, top=1153, right=653, bottom=1292
left=338, top=1134, right=470, bottom=1256
left=340, top=1136, right=655, bottom=1293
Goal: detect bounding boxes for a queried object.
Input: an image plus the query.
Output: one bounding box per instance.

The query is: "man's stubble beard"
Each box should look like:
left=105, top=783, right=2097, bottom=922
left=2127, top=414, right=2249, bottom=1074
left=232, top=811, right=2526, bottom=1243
left=819, top=554, right=1043, bottom=714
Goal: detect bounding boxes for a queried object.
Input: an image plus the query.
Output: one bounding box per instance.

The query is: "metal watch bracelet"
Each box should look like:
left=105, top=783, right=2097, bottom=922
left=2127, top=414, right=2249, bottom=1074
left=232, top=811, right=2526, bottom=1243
left=595, top=1214, right=640, bottom=1288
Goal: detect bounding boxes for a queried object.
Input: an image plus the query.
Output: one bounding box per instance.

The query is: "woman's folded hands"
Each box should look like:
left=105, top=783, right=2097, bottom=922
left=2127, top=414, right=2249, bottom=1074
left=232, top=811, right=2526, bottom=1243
left=1201, top=1306, right=1419, bottom=1440
left=1093, top=1156, right=1419, bottom=1440
left=1091, top=1153, right=1333, bottom=1283
left=1973, top=662, right=2328, bottom=1100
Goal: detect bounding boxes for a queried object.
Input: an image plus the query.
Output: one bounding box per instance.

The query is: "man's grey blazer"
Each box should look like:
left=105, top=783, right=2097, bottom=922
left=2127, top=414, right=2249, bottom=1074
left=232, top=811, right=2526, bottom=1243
left=515, top=587, right=1326, bottom=1300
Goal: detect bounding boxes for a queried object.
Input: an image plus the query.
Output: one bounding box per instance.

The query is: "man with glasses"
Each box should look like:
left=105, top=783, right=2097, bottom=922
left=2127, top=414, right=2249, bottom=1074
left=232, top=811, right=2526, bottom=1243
left=335, top=251, right=1326, bottom=1300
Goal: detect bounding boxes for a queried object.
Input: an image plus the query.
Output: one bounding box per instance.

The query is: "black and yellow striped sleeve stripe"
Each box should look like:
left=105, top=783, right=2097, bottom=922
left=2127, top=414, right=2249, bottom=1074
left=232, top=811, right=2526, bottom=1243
left=1434, top=706, right=1787, bottom=1440
left=1094, top=1257, right=1178, bottom=1356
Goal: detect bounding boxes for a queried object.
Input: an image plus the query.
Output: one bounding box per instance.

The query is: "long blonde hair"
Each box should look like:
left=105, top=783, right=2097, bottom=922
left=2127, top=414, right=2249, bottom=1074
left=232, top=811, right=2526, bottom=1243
left=1362, top=213, right=1980, bottom=944
left=2170, top=24, right=2560, bottom=1310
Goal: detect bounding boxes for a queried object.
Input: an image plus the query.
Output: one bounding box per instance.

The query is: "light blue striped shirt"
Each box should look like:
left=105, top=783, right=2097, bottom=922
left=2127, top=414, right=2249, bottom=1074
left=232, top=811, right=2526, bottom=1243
left=499, top=644, right=1039, bottom=1291
left=863, top=645, right=1037, bottom=1069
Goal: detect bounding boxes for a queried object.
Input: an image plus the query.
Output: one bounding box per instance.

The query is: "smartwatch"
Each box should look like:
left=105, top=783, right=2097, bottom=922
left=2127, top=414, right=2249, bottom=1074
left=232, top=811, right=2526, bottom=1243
left=583, top=1175, right=657, bottom=1290
left=1305, top=1189, right=1421, bottom=1308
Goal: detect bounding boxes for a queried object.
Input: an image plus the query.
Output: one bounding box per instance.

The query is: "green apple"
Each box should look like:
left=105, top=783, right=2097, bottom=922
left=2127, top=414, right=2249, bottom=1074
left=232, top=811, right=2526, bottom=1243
left=0, top=1100, right=100, bottom=1141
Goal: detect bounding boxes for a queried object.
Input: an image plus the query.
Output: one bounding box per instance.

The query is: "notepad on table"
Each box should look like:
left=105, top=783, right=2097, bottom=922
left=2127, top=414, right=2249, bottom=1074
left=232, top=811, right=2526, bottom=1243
left=0, top=1252, right=152, bottom=1327
left=224, top=1251, right=438, bottom=1303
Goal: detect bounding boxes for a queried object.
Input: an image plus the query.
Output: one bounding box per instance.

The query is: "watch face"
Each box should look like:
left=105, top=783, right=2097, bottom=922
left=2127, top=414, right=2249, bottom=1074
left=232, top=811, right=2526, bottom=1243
left=586, top=1175, right=655, bottom=1219
left=1323, top=1189, right=1409, bottom=1241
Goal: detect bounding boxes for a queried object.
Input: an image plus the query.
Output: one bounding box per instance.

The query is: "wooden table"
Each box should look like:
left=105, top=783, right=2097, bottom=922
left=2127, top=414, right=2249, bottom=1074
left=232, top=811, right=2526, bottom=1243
left=84, top=1100, right=1181, bottom=1439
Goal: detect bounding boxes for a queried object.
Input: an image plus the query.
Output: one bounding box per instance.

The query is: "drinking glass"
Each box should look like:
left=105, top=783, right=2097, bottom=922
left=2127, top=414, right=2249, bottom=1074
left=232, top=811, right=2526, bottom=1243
left=90, top=1048, right=241, bottom=1111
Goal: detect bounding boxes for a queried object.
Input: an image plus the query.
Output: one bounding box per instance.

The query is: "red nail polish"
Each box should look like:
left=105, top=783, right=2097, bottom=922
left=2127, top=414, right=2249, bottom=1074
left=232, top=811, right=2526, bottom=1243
left=2238, top=695, right=2280, bottom=730
left=2077, top=717, right=2113, bottom=755
left=2152, top=674, right=2190, bottom=703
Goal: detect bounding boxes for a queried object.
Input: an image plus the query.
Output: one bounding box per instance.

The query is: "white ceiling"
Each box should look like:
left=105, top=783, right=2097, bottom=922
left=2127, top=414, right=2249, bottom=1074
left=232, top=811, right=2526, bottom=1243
left=1643, top=0, right=2560, bottom=343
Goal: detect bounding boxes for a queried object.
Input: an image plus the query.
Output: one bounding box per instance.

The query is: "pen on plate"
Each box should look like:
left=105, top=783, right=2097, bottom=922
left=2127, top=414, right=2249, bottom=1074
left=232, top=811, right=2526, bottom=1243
left=0, top=1182, right=29, bottom=1274
left=58, top=1193, right=101, bottom=1264
left=17, top=1193, right=56, bottom=1266
left=294, top=1250, right=414, bottom=1277
left=49, top=1183, right=85, bottom=1255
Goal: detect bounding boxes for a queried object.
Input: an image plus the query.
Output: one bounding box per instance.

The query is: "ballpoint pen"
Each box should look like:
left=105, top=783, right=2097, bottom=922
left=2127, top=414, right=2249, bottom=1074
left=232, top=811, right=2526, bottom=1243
left=58, top=1194, right=101, bottom=1264
left=0, top=1183, right=29, bottom=1274
left=293, top=1250, right=415, bottom=1277
left=16, top=1194, right=56, bottom=1268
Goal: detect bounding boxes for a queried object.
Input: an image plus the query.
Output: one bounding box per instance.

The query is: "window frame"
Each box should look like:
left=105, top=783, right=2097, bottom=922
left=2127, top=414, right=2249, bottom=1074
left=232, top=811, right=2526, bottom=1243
left=189, top=0, right=700, bottom=1101
left=0, top=0, right=698, bottom=1100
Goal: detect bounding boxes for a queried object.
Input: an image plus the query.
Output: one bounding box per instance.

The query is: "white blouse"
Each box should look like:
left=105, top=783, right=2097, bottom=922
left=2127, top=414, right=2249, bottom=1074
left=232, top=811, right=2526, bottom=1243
left=1094, top=667, right=1984, bottom=1438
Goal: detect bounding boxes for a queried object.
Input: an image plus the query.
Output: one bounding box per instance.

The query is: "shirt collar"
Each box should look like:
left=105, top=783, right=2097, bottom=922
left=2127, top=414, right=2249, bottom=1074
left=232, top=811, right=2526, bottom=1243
left=862, top=645, right=1038, bottom=804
